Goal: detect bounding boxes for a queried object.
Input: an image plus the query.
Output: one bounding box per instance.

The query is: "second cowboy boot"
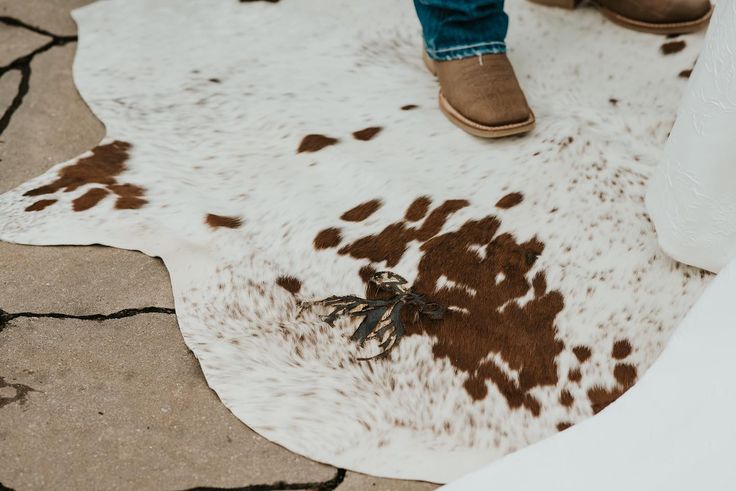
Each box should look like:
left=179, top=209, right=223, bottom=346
left=423, top=52, right=536, bottom=138
left=529, top=0, right=713, bottom=34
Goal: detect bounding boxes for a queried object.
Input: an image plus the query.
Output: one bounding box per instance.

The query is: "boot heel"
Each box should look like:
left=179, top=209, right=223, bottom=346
left=527, top=0, right=580, bottom=9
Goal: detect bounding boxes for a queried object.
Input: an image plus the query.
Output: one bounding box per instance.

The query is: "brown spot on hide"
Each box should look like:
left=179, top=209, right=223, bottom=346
left=25, top=199, right=57, bottom=212
left=297, top=134, right=338, bottom=153
left=352, top=127, right=383, bottom=141
left=314, top=227, right=342, bottom=249
left=614, top=364, right=637, bottom=386
left=109, top=184, right=147, bottom=209
left=404, top=196, right=432, bottom=221
left=661, top=40, right=686, bottom=55
left=679, top=69, right=692, bottom=78
left=341, top=200, right=382, bottom=222
left=72, top=188, right=109, bottom=212
left=495, top=192, right=523, bottom=209
left=588, top=363, right=637, bottom=414
left=276, top=276, right=302, bottom=295
left=568, top=368, right=582, bottom=382
left=557, top=422, right=572, bottom=432
left=23, top=141, right=146, bottom=213
left=560, top=390, right=574, bottom=407
left=337, top=199, right=469, bottom=267
left=205, top=214, right=242, bottom=229
left=588, top=386, right=625, bottom=414
left=401, top=104, right=418, bottom=110
left=412, top=227, right=563, bottom=412
left=24, top=141, right=131, bottom=196
left=573, top=346, right=592, bottom=363
left=612, top=340, right=632, bottom=359
left=324, top=195, right=566, bottom=414
left=358, top=265, right=377, bottom=283
left=463, top=362, right=541, bottom=416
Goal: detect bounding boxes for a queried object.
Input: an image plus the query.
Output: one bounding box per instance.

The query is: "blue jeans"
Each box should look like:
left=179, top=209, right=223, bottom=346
left=414, top=0, right=508, bottom=61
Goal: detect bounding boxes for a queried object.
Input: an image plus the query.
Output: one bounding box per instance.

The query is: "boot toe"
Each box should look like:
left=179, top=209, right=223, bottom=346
left=436, top=54, right=533, bottom=129
left=462, top=91, right=532, bottom=127
left=599, top=0, right=712, bottom=24
left=672, top=0, right=712, bottom=22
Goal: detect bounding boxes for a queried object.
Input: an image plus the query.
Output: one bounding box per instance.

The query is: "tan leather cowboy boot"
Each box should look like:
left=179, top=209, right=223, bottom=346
left=529, top=0, right=713, bottom=34
left=423, top=52, right=535, bottom=138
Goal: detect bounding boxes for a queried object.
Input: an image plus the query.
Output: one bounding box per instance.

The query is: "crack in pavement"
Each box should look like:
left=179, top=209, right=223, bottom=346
left=0, top=306, right=176, bottom=333
left=0, top=304, right=347, bottom=491
left=0, top=468, right=346, bottom=491
left=0, top=16, right=78, bottom=137
left=185, top=468, right=347, bottom=491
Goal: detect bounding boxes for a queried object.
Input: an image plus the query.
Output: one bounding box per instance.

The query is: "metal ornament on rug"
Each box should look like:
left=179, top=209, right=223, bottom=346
left=315, top=271, right=446, bottom=360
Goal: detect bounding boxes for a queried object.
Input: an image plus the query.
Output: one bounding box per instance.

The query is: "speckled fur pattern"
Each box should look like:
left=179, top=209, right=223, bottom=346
left=0, top=0, right=713, bottom=483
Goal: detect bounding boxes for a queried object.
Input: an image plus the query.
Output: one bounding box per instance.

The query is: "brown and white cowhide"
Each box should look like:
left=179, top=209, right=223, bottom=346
left=0, top=0, right=713, bottom=483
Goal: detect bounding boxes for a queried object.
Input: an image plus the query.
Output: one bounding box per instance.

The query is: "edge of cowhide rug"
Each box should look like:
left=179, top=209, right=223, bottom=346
left=0, top=0, right=714, bottom=483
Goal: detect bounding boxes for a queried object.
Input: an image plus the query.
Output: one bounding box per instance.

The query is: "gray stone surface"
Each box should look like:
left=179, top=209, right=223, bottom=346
left=0, top=0, right=82, bottom=38
left=0, top=69, right=21, bottom=116
left=0, top=242, right=174, bottom=314
left=0, top=316, right=335, bottom=490
left=340, top=472, right=438, bottom=491
left=0, top=40, right=105, bottom=193
left=0, top=1, right=441, bottom=490
left=0, top=26, right=47, bottom=66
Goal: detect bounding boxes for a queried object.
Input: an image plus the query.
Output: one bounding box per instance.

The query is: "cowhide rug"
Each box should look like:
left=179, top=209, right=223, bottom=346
left=0, top=0, right=714, bottom=483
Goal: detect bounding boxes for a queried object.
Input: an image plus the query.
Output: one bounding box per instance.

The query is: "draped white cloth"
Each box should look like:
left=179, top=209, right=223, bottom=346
left=443, top=3, right=736, bottom=489
left=647, top=0, right=736, bottom=273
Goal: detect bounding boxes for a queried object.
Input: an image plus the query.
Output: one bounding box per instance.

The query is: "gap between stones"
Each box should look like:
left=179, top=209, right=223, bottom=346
left=185, top=468, right=347, bottom=491
left=0, top=306, right=176, bottom=333
left=0, top=16, right=78, bottom=137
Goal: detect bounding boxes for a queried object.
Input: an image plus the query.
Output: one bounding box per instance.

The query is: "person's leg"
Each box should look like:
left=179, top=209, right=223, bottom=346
left=413, top=0, right=535, bottom=138
left=414, top=0, right=508, bottom=61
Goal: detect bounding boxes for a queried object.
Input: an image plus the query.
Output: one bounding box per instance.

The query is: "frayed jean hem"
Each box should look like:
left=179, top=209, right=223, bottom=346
left=425, top=41, right=507, bottom=61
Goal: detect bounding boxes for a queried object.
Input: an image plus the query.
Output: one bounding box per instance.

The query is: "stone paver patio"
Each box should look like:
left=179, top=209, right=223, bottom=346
left=0, top=2, right=438, bottom=489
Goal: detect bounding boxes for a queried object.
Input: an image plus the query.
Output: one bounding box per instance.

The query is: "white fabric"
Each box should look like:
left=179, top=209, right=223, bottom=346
left=442, top=255, right=736, bottom=491
left=647, top=1, right=736, bottom=273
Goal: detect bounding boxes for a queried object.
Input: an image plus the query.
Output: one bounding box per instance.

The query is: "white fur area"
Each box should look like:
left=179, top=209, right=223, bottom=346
left=0, top=0, right=713, bottom=483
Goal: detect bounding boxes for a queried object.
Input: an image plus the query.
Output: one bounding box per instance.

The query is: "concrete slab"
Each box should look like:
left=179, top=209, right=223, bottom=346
left=0, top=0, right=82, bottom=38
left=340, top=472, right=438, bottom=491
left=0, top=25, right=47, bottom=66
left=0, top=316, right=336, bottom=491
left=0, top=242, right=174, bottom=314
left=0, top=69, right=21, bottom=119
left=0, top=43, right=105, bottom=193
